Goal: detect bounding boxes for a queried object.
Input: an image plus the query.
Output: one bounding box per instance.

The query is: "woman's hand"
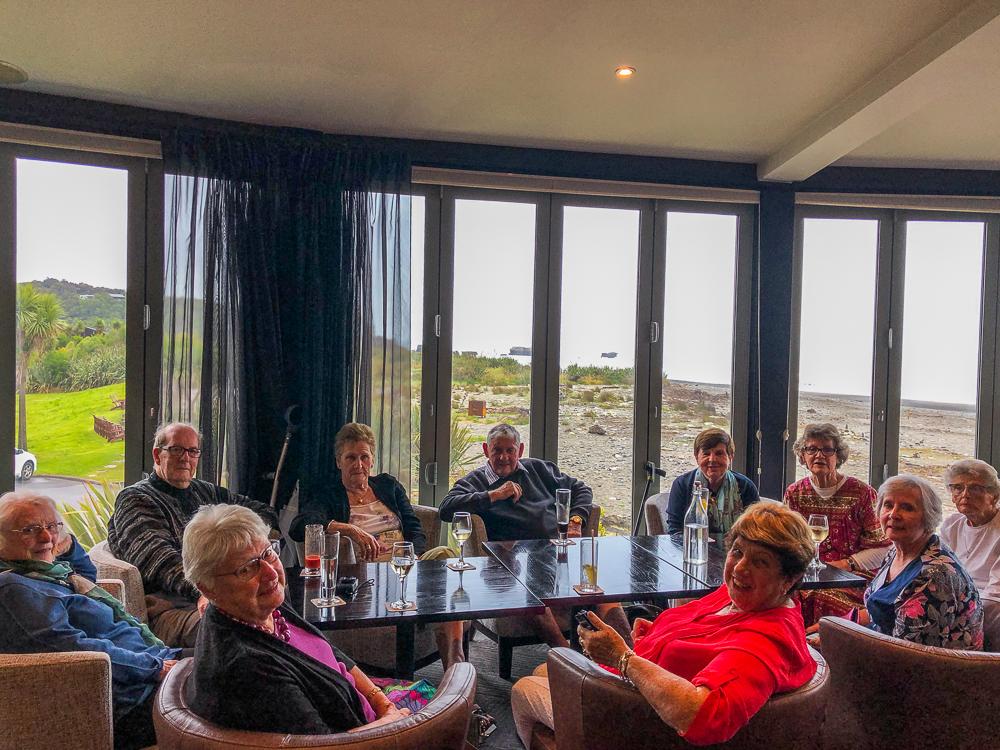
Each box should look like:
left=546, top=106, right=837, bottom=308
left=631, top=617, right=653, bottom=642
left=157, top=659, right=179, bottom=682
left=348, top=706, right=412, bottom=731
left=578, top=611, right=629, bottom=667
left=330, top=521, right=382, bottom=561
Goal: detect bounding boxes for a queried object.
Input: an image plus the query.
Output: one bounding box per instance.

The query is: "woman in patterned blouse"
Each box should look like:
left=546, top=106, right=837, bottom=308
left=861, top=474, right=983, bottom=649
left=783, top=423, right=890, bottom=626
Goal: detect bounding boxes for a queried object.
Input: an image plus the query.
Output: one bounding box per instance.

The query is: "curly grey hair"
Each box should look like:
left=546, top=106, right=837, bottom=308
left=793, top=423, right=850, bottom=468
left=182, top=504, right=271, bottom=591
left=943, top=459, right=1000, bottom=500
left=877, top=474, right=943, bottom=534
left=486, top=423, right=521, bottom=447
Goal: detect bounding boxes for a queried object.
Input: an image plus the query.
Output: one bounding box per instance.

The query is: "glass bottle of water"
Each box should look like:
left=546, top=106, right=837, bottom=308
left=683, top=481, right=709, bottom=564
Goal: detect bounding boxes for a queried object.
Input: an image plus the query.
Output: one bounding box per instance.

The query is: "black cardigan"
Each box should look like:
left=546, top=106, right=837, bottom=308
left=289, top=471, right=427, bottom=554
left=187, top=603, right=367, bottom=735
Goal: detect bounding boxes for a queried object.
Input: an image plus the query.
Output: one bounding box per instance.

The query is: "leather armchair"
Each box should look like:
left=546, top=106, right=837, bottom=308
left=536, top=645, right=828, bottom=750
left=0, top=651, right=114, bottom=750
left=818, top=616, right=1000, bottom=750
left=154, top=658, right=477, bottom=749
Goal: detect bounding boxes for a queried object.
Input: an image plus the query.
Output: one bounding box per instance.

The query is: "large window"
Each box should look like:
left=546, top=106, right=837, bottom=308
left=791, top=208, right=997, bottom=519
left=0, top=146, right=154, bottom=507
left=413, top=185, right=753, bottom=530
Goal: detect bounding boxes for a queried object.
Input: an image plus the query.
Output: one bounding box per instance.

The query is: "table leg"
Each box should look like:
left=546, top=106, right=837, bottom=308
left=396, top=622, right=416, bottom=680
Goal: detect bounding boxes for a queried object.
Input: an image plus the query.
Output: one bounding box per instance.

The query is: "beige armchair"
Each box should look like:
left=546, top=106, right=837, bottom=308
left=642, top=491, right=670, bottom=535
left=469, top=507, right=602, bottom=680
left=89, top=539, right=148, bottom=622
left=534, top=645, right=828, bottom=750
left=154, top=658, right=477, bottom=749
left=0, top=651, right=114, bottom=750
left=818, top=616, right=1000, bottom=750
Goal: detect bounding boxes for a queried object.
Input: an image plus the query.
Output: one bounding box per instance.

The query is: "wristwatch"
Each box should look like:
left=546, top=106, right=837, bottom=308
left=570, top=515, right=584, bottom=525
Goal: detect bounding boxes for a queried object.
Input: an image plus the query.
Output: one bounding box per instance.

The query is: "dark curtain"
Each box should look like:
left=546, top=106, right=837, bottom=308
left=161, top=129, right=411, bottom=506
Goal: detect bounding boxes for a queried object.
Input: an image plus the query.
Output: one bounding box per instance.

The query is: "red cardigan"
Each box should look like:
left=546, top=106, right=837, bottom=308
left=629, top=585, right=815, bottom=745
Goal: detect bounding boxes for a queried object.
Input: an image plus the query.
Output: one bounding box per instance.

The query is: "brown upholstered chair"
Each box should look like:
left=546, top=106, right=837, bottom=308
left=818, top=616, right=1000, bottom=750
left=468, top=507, right=602, bottom=680
left=154, top=658, right=477, bottom=749
left=0, top=651, right=115, bottom=750
left=533, top=645, right=827, bottom=750
left=642, top=491, right=670, bottom=535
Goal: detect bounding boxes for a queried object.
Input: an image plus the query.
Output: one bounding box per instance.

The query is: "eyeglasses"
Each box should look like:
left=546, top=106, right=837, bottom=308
left=3, top=522, right=64, bottom=537
left=218, top=541, right=281, bottom=581
left=802, top=446, right=837, bottom=456
left=947, top=483, right=992, bottom=496
left=159, top=445, right=202, bottom=458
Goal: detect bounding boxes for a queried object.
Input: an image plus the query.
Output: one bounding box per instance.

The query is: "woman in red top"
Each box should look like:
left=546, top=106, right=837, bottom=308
left=511, top=502, right=817, bottom=746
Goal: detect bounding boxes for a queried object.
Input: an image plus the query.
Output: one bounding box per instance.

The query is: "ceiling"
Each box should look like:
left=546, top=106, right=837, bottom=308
left=1, top=0, right=999, bottom=179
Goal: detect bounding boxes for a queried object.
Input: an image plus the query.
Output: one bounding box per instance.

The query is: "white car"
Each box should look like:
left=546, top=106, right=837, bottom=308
left=14, top=448, right=36, bottom=481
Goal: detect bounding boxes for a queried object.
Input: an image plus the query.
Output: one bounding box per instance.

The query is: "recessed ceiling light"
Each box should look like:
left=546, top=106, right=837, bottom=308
left=0, top=61, right=28, bottom=85
left=615, top=66, right=636, bottom=79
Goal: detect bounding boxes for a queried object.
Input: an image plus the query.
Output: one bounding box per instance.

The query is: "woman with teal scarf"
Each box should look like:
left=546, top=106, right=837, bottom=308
left=665, top=428, right=760, bottom=534
left=0, top=491, right=181, bottom=750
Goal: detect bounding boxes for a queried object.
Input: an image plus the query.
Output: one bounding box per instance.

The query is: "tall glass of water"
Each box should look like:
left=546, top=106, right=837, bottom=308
left=388, top=541, right=417, bottom=612
left=579, top=535, right=600, bottom=593
left=312, top=531, right=345, bottom=607
left=554, top=488, right=571, bottom=546
left=300, top=523, right=324, bottom=577
left=448, top=512, right=476, bottom=571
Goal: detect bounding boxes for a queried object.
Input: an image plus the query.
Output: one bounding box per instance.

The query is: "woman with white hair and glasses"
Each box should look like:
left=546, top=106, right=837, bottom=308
left=858, top=474, right=983, bottom=649
left=940, top=459, right=1000, bottom=649
left=183, top=503, right=414, bottom=734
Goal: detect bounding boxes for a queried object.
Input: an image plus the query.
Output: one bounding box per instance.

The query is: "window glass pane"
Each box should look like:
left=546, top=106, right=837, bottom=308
left=795, top=218, right=878, bottom=482
left=14, top=158, right=128, bottom=511
left=660, top=212, right=737, bottom=481
left=409, top=196, right=425, bottom=501
left=899, top=220, right=983, bottom=511
left=557, top=206, right=640, bottom=535
left=450, top=199, right=535, bottom=485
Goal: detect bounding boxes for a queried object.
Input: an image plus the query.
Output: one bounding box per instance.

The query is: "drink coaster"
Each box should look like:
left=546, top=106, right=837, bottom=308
left=447, top=560, right=476, bottom=571
left=386, top=600, right=417, bottom=612
left=572, top=584, right=604, bottom=595
left=299, top=568, right=321, bottom=578
left=550, top=538, right=576, bottom=546
left=311, top=595, right=346, bottom=607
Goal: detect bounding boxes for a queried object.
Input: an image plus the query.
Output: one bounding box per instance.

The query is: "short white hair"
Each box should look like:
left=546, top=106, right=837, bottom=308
left=182, top=504, right=270, bottom=590
left=0, top=492, right=60, bottom=556
left=487, top=423, right=521, bottom=447
left=154, top=421, right=201, bottom=449
left=943, top=459, right=1000, bottom=500
left=877, top=474, right=943, bottom=533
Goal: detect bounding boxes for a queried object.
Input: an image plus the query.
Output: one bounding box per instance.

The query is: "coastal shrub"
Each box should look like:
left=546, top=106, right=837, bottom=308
left=562, top=364, right=634, bottom=386
left=597, top=390, right=619, bottom=403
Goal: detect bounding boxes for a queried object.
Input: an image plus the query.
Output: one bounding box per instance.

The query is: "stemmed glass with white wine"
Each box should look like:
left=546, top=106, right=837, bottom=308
left=447, top=512, right=476, bottom=571
left=806, top=514, right=829, bottom=574
left=387, top=541, right=417, bottom=612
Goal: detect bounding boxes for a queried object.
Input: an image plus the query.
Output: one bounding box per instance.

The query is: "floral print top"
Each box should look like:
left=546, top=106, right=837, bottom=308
left=864, top=534, right=984, bottom=650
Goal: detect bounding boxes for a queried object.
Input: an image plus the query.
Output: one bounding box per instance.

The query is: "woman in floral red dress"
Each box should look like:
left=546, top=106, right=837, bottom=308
left=783, top=423, right=890, bottom=626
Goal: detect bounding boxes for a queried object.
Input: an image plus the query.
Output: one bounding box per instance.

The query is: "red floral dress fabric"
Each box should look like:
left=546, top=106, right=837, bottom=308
left=783, top=475, right=890, bottom=625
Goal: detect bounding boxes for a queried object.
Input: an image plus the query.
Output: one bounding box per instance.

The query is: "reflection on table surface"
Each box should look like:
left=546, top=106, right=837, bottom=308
left=284, top=555, right=545, bottom=629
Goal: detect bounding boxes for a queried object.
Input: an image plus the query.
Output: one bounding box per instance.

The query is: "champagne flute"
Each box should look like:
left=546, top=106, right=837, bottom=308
left=806, top=514, right=829, bottom=573
left=447, top=512, right=476, bottom=571
left=554, top=488, right=571, bottom=546
left=387, top=541, right=417, bottom=612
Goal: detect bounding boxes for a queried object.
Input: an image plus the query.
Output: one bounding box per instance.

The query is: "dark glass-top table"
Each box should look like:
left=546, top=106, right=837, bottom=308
left=285, top=555, right=544, bottom=677
left=629, top=533, right=868, bottom=590
left=482, top=535, right=714, bottom=605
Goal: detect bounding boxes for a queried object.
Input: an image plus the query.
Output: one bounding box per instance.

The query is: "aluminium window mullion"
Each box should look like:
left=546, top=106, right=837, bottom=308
left=982, top=217, right=1000, bottom=467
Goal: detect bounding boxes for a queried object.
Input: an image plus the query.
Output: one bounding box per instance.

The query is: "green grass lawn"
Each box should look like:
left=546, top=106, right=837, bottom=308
left=15, top=383, right=126, bottom=482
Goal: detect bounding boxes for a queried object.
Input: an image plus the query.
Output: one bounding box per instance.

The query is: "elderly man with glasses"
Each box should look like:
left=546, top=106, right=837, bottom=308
left=0, top=491, right=181, bottom=750
left=108, top=421, right=279, bottom=647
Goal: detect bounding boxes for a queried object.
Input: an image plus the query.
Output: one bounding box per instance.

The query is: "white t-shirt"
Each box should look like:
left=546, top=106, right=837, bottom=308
left=940, top=510, right=1000, bottom=603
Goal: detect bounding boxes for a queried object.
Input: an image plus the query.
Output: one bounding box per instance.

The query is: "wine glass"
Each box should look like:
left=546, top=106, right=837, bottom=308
left=806, top=514, right=829, bottom=573
left=387, top=541, right=417, bottom=612
left=447, top=512, right=476, bottom=571
left=554, top=488, right=572, bottom=546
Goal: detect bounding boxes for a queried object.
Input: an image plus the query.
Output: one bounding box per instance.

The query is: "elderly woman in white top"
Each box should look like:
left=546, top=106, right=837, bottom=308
left=940, top=458, right=1000, bottom=650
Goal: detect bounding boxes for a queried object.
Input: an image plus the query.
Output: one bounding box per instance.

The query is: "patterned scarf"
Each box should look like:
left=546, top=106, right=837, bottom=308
left=0, top=557, right=163, bottom=647
left=695, top=469, right=744, bottom=533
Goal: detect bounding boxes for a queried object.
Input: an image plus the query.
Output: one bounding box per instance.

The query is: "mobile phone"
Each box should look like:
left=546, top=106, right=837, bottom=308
left=575, top=610, right=598, bottom=631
